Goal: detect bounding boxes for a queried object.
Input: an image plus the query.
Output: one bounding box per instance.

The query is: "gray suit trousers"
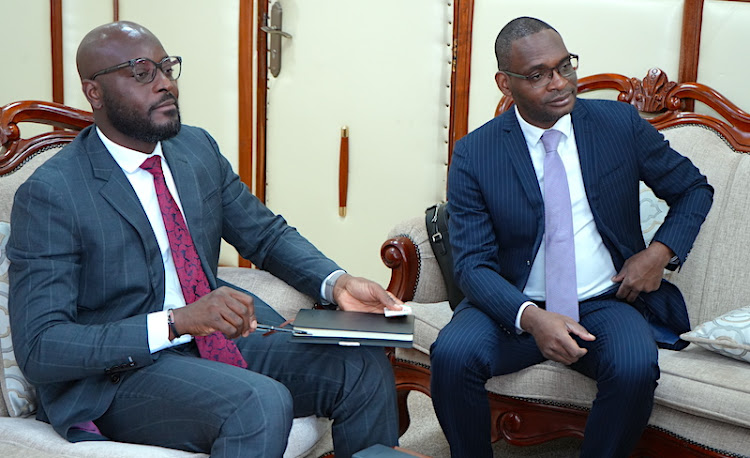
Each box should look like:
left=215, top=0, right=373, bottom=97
left=94, top=296, right=399, bottom=458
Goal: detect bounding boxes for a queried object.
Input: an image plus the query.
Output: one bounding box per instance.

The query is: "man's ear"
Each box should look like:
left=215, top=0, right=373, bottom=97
left=495, top=71, right=513, bottom=98
left=81, top=80, right=103, bottom=110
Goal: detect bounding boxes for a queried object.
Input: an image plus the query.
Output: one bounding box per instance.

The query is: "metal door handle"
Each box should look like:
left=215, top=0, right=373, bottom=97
left=263, top=3, right=291, bottom=77
left=261, top=25, right=292, bottom=39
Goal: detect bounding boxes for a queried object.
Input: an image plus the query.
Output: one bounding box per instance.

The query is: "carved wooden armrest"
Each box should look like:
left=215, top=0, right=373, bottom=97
left=380, top=236, right=419, bottom=302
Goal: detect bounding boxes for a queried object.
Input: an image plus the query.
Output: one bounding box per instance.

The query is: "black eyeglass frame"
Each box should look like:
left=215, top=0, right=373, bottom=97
left=501, top=53, right=579, bottom=88
left=89, top=56, right=182, bottom=84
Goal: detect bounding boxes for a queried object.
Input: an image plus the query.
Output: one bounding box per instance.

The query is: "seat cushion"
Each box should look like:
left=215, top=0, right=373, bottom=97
left=0, top=416, right=330, bottom=458
left=402, top=302, right=750, bottom=430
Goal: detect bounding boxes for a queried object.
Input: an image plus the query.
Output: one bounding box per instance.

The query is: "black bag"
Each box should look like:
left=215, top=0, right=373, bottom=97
left=425, top=202, right=465, bottom=309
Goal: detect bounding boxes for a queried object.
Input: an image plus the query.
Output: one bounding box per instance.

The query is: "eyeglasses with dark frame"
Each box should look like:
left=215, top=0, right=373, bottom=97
left=89, top=56, right=182, bottom=84
left=502, top=54, right=578, bottom=89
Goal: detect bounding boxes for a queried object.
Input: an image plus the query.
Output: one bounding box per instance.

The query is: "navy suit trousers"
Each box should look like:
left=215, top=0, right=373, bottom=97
left=430, top=297, right=659, bottom=458
left=94, top=295, right=399, bottom=458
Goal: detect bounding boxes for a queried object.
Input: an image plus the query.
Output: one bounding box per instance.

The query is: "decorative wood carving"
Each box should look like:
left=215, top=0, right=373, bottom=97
left=1, top=100, right=93, bottom=176
left=630, top=68, right=678, bottom=113
left=386, top=70, right=750, bottom=457
left=381, top=236, right=419, bottom=302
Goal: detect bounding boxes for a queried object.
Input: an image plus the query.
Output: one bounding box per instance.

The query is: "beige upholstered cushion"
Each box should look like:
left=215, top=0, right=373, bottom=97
left=661, top=125, right=750, bottom=327
left=0, top=148, right=60, bottom=419
left=680, top=306, right=750, bottom=364
left=388, top=216, right=448, bottom=304
left=407, top=301, right=452, bottom=354
left=1, top=222, right=36, bottom=418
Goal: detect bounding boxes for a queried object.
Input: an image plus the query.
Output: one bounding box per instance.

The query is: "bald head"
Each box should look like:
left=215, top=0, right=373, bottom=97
left=77, top=21, right=163, bottom=81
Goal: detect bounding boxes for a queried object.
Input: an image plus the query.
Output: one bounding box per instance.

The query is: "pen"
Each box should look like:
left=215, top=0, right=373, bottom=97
left=256, top=324, right=311, bottom=335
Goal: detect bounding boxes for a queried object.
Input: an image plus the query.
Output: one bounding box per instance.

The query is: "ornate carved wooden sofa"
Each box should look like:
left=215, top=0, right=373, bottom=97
left=0, top=101, right=332, bottom=457
left=381, top=69, right=750, bottom=457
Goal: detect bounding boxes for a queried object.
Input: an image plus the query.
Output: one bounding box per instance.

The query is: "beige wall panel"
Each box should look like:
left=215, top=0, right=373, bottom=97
left=117, top=0, right=242, bottom=266
left=698, top=0, right=750, bottom=113
left=265, top=0, right=452, bottom=285
left=62, top=0, right=113, bottom=111
left=468, top=0, right=684, bottom=130
left=2, top=1, right=52, bottom=104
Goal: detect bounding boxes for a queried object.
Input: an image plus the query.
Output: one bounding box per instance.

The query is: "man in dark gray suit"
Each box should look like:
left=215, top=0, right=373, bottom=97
left=9, top=21, right=400, bottom=458
left=430, top=17, right=713, bottom=457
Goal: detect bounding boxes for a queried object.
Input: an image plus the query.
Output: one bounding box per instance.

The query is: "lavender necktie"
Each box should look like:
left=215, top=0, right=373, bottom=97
left=541, top=129, right=579, bottom=321
left=141, top=156, right=248, bottom=368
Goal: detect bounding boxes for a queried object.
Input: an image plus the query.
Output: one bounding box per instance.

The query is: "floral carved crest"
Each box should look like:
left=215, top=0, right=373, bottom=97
left=629, top=68, right=678, bottom=113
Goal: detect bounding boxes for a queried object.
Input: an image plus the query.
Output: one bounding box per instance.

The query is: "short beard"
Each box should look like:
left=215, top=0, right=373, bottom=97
left=103, top=91, right=181, bottom=144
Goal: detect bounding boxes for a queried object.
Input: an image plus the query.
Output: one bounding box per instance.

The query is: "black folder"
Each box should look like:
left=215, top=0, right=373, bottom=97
left=292, top=309, right=414, bottom=348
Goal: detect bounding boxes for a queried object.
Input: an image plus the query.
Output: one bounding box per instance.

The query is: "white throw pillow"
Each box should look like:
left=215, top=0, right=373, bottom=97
left=681, top=306, right=750, bottom=364
left=0, top=221, right=37, bottom=417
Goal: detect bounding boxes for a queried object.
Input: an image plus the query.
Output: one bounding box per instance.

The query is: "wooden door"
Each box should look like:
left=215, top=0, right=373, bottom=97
left=261, top=0, right=452, bottom=284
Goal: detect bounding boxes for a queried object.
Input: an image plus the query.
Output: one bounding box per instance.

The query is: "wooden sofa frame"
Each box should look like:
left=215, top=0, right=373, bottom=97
left=380, top=68, right=750, bottom=457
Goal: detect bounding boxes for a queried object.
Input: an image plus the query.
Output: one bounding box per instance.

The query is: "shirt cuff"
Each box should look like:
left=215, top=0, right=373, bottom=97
left=319, top=269, right=347, bottom=305
left=147, top=310, right=192, bottom=353
left=515, top=301, right=538, bottom=334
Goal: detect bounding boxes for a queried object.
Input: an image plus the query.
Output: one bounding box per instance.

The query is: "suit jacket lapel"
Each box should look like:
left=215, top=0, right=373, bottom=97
left=572, top=102, right=600, bottom=204
left=161, top=141, right=216, bottom=287
left=85, top=129, right=164, bottom=296
left=502, top=113, right=544, bottom=221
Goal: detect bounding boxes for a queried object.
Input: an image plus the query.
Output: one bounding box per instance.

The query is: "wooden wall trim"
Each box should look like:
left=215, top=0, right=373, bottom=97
left=238, top=0, right=255, bottom=268
left=449, top=0, right=474, bottom=166
left=239, top=0, right=254, bottom=194
left=50, top=0, right=64, bottom=104
left=113, top=0, right=119, bottom=21
left=255, top=0, right=269, bottom=204
left=679, top=0, right=704, bottom=84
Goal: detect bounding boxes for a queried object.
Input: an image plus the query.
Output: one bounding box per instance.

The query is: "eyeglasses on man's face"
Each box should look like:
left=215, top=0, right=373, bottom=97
left=89, top=56, right=182, bottom=84
left=502, top=54, right=578, bottom=89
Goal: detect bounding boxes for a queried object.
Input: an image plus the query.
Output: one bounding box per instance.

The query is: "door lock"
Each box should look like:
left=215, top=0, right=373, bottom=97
left=262, top=2, right=292, bottom=77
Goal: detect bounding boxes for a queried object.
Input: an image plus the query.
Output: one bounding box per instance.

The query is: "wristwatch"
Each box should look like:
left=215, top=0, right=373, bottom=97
left=665, top=255, right=680, bottom=271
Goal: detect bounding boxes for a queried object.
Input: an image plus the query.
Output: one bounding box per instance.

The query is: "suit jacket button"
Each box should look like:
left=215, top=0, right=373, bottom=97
left=110, top=374, right=121, bottom=384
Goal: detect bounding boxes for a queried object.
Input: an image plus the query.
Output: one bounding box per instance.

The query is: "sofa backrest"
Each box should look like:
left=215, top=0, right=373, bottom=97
left=0, top=101, right=93, bottom=418
left=660, top=125, right=750, bottom=327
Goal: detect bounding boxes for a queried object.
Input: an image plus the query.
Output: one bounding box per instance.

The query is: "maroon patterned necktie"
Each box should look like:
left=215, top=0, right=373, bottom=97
left=141, top=155, right=248, bottom=368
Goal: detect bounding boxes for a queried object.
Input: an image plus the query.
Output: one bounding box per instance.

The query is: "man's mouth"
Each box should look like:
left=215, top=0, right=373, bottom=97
left=151, top=96, right=178, bottom=113
left=547, top=90, right=574, bottom=106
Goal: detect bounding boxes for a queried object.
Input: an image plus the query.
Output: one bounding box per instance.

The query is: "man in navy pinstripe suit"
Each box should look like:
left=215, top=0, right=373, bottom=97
left=8, top=21, right=400, bottom=458
left=430, top=17, right=713, bottom=457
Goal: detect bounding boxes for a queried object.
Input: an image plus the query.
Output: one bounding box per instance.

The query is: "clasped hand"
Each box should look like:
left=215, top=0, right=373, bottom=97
left=521, top=306, right=595, bottom=365
left=171, top=287, right=256, bottom=339
left=612, top=241, right=674, bottom=303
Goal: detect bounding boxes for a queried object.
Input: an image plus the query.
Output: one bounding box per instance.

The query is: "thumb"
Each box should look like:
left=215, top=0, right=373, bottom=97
left=566, top=321, right=596, bottom=341
left=611, top=270, right=625, bottom=282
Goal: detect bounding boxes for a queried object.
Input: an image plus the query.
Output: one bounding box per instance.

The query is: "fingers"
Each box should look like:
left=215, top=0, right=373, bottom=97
left=566, top=321, right=595, bottom=341
left=615, top=282, right=640, bottom=303
left=179, top=287, right=255, bottom=338
left=336, top=275, right=403, bottom=313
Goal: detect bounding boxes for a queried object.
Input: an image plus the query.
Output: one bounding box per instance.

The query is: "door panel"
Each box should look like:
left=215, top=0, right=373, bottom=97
left=264, top=0, right=452, bottom=285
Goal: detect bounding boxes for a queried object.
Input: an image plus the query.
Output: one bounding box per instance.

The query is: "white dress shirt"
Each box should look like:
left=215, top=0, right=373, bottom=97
left=513, top=107, right=618, bottom=331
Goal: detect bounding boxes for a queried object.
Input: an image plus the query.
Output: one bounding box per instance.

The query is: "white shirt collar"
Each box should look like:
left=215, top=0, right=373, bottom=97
left=513, top=105, right=573, bottom=147
left=96, top=126, right=164, bottom=173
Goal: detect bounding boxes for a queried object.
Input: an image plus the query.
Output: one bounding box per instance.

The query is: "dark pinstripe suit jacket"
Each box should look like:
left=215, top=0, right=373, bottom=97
left=8, top=125, right=339, bottom=440
left=447, top=98, right=713, bottom=349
